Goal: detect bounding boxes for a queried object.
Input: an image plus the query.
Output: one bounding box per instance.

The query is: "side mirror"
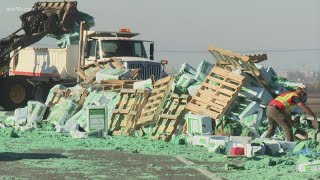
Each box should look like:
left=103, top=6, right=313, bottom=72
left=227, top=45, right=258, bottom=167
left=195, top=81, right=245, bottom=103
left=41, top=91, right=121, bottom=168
left=150, top=43, right=154, bottom=60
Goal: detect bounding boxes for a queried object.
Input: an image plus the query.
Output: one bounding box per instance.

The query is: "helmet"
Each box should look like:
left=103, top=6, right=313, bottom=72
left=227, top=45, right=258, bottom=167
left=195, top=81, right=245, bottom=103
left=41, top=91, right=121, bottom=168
left=296, top=85, right=307, bottom=93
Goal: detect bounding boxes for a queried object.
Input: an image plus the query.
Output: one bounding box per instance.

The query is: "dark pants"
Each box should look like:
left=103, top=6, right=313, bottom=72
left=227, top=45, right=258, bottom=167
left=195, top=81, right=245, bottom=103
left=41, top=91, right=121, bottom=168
left=265, top=105, right=294, bottom=141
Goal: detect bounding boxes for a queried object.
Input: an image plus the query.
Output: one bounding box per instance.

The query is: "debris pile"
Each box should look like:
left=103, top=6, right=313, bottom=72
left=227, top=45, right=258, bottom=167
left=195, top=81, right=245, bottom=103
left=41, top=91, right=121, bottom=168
left=0, top=46, right=319, bottom=161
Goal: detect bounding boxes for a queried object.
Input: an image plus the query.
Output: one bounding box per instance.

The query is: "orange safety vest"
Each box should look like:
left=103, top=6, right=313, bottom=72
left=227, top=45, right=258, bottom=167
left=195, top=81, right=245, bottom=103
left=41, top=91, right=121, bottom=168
left=269, top=92, right=299, bottom=111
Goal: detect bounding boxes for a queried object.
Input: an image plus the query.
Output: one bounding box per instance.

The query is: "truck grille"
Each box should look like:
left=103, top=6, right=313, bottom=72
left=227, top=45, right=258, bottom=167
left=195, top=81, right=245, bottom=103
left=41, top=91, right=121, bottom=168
left=127, top=62, right=162, bottom=80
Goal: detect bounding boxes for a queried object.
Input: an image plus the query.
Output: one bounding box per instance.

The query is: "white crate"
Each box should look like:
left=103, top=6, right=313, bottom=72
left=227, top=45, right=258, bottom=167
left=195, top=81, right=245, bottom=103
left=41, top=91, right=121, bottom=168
left=185, top=113, right=213, bottom=135
left=29, top=102, right=47, bottom=124
left=87, top=105, right=108, bottom=132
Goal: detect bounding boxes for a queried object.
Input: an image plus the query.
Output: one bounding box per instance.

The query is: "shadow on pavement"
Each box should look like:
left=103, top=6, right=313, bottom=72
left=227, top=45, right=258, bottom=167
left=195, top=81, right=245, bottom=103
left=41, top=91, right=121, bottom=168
left=0, top=152, right=67, bottom=161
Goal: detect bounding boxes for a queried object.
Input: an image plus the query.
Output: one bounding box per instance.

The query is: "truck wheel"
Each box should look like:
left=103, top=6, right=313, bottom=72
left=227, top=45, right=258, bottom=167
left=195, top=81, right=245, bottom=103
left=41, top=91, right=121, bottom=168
left=0, top=77, right=33, bottom=111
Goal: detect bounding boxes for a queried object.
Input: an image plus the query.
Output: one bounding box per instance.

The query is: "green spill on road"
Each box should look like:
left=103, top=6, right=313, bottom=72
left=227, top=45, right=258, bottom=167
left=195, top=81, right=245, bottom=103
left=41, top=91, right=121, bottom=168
left=0, top=130, right=319, bottom=179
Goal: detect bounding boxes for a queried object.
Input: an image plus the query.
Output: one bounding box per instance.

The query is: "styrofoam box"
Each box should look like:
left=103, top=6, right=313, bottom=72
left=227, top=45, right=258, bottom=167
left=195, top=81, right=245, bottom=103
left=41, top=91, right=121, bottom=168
left=177, top=73, right=196, bottom=88
left=133, top=79, right=153, bottom=90
left=29, top=102, right=47, bottom=124
left=87, top=105, right=108, bottom=132
left=188, top=135, right=228, bottom=148
left=226, top=136, right=252, bottom=152
left=186, top=113, right=213, bottom=135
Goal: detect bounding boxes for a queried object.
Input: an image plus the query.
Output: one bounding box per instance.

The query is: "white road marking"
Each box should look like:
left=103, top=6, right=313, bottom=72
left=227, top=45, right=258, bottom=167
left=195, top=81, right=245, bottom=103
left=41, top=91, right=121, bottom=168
left=176, top=156, right=223, bottom=180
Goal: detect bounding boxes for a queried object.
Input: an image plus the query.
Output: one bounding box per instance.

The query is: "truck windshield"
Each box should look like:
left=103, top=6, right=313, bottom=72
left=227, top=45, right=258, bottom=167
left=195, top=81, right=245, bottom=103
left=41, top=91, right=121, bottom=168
left=101, top=40, right=147, bottom=58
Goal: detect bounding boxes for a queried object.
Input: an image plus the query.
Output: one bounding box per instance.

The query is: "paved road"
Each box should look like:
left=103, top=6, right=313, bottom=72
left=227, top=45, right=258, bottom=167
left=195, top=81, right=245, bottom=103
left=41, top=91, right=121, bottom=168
left=0, top=149, right=219, bottom=180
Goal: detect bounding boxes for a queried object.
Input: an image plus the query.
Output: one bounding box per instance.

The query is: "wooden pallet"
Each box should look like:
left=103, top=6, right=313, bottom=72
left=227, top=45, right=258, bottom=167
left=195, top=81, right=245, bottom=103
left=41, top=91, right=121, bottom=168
left=99, top=80, right=138, bottom=90
left=208, top=46, right=270, bottom=90
left=136, top=76, right=175, bottom=127
left=75, top=58, right=125, bottom=84
left=186, top=67, right=246, bottom=119
left=151, top=94, right=190, bottom=142
left=109, top=89, right=150, bottom=136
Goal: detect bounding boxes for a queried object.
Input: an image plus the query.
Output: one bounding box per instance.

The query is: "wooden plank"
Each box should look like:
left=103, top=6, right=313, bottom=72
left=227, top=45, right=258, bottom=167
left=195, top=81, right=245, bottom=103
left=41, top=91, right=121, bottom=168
left=197, top=90, right=229, bottom=104
left=154, top=76, right=172, bottom=85
left=212, top=67, right=245, bottom=82
left=202, top=83, right=234, bottom=96
left=141, top=106, right=158, bottom=115
left=160, top=114, right=178, bottom=120
left=192, top=96, right=224, bottom=111
left=144, top=100, right=163, bottom=108
left=148, top=93, right=165, bottom=100
left=186, top=103, right=219, bottom=118
left=206, top=76, right=240, bottom=90
left=75, top=67, right=87, bottom=80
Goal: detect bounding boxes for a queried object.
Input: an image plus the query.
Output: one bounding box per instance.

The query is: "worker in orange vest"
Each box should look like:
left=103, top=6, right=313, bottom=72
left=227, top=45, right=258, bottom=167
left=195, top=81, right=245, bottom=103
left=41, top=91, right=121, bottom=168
left=265, top=86, right=317, bottom=141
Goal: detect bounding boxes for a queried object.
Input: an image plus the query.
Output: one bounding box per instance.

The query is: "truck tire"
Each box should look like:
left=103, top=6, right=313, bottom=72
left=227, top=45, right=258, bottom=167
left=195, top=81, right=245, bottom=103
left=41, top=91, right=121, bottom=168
left=0, top=77, right=33, bottom=111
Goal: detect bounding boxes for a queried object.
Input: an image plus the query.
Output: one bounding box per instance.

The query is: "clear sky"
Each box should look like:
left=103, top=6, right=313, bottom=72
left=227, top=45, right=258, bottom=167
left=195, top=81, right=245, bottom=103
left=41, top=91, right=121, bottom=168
left=0, top=0, right=319, bottom=71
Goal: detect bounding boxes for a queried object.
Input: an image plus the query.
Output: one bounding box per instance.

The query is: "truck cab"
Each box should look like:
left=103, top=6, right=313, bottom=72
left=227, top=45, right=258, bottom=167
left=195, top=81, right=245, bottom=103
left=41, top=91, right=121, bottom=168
left=84, top=30, right=164, bottom=80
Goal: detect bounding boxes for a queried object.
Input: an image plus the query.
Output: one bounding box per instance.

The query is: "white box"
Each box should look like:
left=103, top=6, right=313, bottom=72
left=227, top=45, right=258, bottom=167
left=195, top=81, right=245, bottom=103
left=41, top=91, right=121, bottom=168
left=14, top=107, right=27, bottom=125
left=238, top=101, right=263, bottom=120
left=87, top=105, right=108, bottom=132
left=178, top=63, right=196, bottom=75
left=187, top=83, right=201, bottom=96
left=226, top=136, right=252, bottom=152
left=245, top=142, right=266, bottom=157
left=195, top=60, right=213, bottom=81
left=208, top=136, right=228, bottom=153
left=27, top=101, right=38, bottom=121
left=176, top=73, right=196, bottom=88
left=133, top=78, right=153, bottom=90
left=188, top=135, right=212, bottom=147
left=297, top=160, right=320, bottom=172
left=52, top=100, right=78, bottom=126
left=186, top=113, right=213, bottom=135
left=29, top=102, right=47, bottom=124
left=95, top=68, right=131, bottom=83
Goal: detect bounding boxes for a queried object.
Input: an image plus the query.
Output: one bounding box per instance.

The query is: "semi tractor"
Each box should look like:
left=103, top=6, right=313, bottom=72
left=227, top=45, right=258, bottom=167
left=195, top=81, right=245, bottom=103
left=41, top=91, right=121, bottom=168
left=0, top=1, right=166, bottom=110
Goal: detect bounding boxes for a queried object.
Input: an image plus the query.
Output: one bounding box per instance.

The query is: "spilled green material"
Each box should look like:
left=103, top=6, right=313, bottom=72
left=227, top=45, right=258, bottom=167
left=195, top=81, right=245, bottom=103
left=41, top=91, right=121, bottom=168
left=216, top=116, right=243, bottom=136
left=55, top=11, right=95, bottom=48
left=293, top=140, right=320, bottom=154
left=0, top=127, right=18, bottom=138
left=272, top=76, right=303, bottom=91
left=0, top=130, right=319, bottom=179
